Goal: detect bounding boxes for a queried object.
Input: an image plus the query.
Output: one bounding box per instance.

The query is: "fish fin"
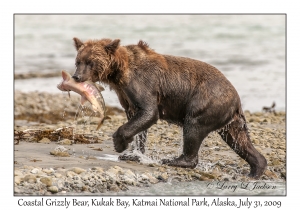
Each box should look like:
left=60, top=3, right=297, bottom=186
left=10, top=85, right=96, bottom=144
left=61, top=70, right=71, bottom=81
left=80, top=96, right=87, bottom=105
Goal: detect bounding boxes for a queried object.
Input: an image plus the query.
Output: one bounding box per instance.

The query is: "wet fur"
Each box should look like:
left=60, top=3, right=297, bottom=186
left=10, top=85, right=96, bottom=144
left=72, top=37, right=267, bottom=178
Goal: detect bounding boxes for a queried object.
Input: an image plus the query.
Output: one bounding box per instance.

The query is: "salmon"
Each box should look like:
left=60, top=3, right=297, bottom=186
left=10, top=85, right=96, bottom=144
left=57, top=70, right=106, bottom=130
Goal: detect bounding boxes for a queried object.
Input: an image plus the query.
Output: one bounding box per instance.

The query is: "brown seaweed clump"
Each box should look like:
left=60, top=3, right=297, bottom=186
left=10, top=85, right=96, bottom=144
left=14, top=127, right=101, bottom=144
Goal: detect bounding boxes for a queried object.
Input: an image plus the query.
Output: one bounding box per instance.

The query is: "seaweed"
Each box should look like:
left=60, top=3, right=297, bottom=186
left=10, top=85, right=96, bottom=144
left=14, top=127, right=101, bottom=144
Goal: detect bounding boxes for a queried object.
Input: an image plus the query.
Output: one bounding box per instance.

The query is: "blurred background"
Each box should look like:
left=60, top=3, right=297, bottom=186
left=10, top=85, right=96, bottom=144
left=14, top=15, right=285, bottom=112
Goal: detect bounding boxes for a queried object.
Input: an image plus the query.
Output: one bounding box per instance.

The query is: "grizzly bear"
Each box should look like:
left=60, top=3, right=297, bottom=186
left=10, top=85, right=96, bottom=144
left=72, top=37, right=267, bottom=178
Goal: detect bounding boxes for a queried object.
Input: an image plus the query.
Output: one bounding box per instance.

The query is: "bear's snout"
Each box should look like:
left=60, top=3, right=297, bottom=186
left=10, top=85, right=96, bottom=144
left=72, top=75, right=81, bottom=82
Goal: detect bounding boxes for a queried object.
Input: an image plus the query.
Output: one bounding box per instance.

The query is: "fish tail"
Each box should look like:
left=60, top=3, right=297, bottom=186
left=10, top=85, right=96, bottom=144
left=96, top=122, right=102, bottom=130
left=96, top=118, right=105, bottom=130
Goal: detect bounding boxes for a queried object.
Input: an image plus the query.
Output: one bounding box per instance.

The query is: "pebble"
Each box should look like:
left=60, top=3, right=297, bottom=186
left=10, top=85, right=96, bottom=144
left=15, top=176, right=23, bottom=185
left=24, top=174, right=37, bottom=183
left=271, top=160, right=281, bottom=166
left=106, top=168, right=119, bottom=181
left=91, top=167, right=104, bottom=173
left=14, top=170, right=23, bottom=177
left=158, top=172, right=168, bottom=181
left=39, top=137, right=51, bottom=144
left=66, top=171, right=77, bottom=178
left=54, top=173, right=62, bottom=178
left=48, top=186, right=58, bottom=193
left=58, top=139, right=73, bottom=145
left=31, top=168, right=40, bottom=174
left=40, top=177, right=53, bottom=187
left=122, top=169, right=136, bottom=179
left=42, top=168, right=54, bottom=174
left=108, top=184, right=120, bottom=192
left=123, top=176, right=136, bottom=185
left=71, top=167, right=86, bottom=174
left=50, top=150, right=70, bottom=157
left=264, top=170, right=278, bottom=179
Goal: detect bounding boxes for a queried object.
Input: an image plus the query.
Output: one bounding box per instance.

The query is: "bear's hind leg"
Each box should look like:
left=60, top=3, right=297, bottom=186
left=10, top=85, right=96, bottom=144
left=218, top=114, right=267, bottom=179
left=161, top=122, right=212, bottom=169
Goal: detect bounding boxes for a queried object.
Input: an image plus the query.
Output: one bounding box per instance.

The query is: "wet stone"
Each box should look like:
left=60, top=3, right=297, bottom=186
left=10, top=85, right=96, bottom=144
left=157, top=173, right=168, bottom=182
left=58, top=139, right=73, bottom=145
left=108, top=184, right=119, bottom=192
left=271, top=160, right=281, bottom=166
left=15, top=176, right=23, bottom=185
left=31, top=168, right=40, bottom=174
left=54, top=173, right=63, bottom=178
left=14, top=170, right=23, bottom=177
left=48, top=186, right=58, bottom=194
left=40, top=177, right=53, bottom=187
left=39, top=137, right=51, bottom=144
left=42, top=168, right=54, bottom=174
left=71, top=167, right=86, bottom=174
left=24, top=174, right=37, bottom=183
left=66, top=171, right=77, bottom=178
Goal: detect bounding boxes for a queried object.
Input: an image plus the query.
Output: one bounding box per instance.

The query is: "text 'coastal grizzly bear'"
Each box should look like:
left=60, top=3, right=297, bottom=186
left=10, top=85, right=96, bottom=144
left=72, top=37, right=267, bottom=178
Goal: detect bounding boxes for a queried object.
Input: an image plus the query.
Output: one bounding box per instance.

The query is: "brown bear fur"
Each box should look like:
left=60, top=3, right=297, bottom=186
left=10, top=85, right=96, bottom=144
left=72, top=37, right=267, bottom=178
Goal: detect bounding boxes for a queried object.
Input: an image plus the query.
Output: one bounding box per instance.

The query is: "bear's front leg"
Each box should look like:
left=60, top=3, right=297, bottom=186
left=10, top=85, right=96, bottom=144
left=112, top=127, right=133, bottom=153
left=112, top=108, right=159, bottom=153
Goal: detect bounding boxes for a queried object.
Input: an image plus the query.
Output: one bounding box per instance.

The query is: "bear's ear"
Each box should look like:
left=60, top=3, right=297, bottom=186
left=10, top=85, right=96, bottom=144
left=73, top=37, right=84, bottom=51
left=105, top=39, right=120, bottom=54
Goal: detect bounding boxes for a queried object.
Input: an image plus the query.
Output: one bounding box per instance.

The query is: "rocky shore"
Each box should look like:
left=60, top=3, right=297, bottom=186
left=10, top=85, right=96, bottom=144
left=14, top=91, right=286, bottom=195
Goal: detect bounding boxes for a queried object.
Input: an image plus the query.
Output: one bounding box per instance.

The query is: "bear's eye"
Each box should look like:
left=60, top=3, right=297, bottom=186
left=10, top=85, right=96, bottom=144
left=87, top=61, right=93, bottom=67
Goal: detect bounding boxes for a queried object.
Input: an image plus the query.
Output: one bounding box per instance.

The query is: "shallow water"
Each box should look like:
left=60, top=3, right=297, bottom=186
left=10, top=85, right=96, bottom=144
left=14, top=15, right=286, bottom=112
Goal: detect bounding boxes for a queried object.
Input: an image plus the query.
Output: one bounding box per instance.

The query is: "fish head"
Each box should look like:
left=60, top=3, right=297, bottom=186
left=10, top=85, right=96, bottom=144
left=57, top=70, right=72, bottom=91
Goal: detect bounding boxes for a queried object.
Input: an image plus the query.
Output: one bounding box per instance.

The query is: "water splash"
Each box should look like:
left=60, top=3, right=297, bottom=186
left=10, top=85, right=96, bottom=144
left=96, top=154, right=120, bottom=162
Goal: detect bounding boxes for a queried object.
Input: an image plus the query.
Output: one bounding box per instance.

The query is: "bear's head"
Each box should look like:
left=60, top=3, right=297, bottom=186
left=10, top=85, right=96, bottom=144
left=72, top=37, right=127, bottom=84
